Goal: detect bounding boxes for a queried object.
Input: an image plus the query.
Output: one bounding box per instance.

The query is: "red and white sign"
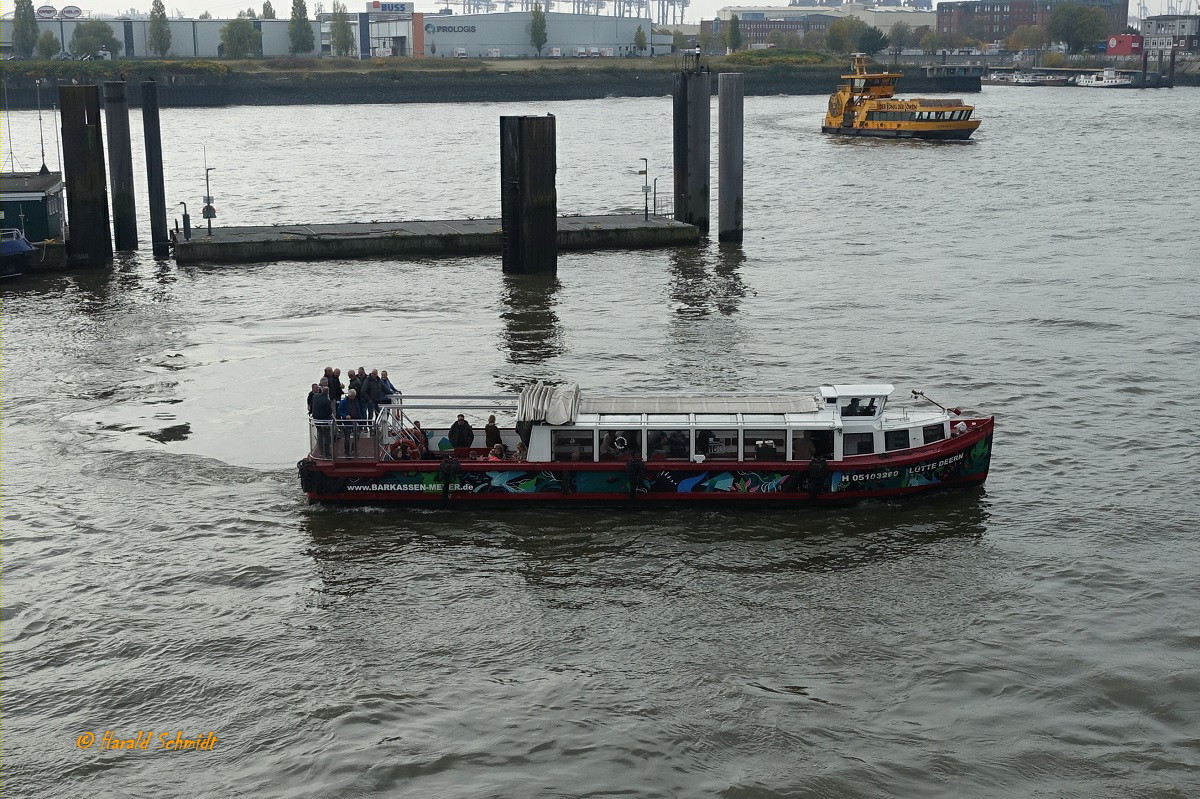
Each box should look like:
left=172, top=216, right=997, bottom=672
left=60, top=5, right=82, bottom=18
left=36, top=5, right=57, bottom=18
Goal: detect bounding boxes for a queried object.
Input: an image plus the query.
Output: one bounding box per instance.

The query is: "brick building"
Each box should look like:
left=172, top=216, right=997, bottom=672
left=936, top=0, right=1129, bottom=43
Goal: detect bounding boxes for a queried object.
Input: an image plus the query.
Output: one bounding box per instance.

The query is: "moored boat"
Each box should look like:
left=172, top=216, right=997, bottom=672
left=1, top=228, right=35, bottom=279
left=823, top=53, right=981, bottom=140
left=297, top=382, right=995, bottom=506
left=1075, top=67, right=1135, bottom=88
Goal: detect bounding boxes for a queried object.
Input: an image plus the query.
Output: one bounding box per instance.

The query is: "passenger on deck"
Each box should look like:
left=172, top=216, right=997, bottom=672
left=310, top=386, right=334, bottom=459
left=409, top=420, right=427, bottom=456
left=363, top=369, right=385, bottom=415
left=449, top=414, right=475, bottom=448
left=307, top=383, right=320, bottom=416
left=513, top=441, right=528, bottom=462
left=337, top=389, right=362, bottom=456
left=487, top=444, right=504, bottom=461
left=347, top=369, right=363, bottom=402
left=380, top=370, right=398, bottom=399
left=485, top=415, right=502, bottom=450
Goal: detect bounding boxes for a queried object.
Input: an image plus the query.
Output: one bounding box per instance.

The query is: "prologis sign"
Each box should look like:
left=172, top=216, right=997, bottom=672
left=423, top=23, right=478, bottom=35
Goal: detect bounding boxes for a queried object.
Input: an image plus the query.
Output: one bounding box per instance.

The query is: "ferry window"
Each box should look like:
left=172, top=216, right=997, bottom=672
left=743, top=430, right=786, bottom=461
left=922, top=423, right=946, bottom=444
left=647, top=429, right=690, bottom=461
left=885, top=430, right=910, bottom=451
left=840, top=397, right=878, bottom=417
left=599, top=429, right=641, bottom=461
left=695, top=429, right=738, bottom=459
left=963, top=110, right=972, bottom=120
left=792, top=431, right=819, bottom=460
left=844, top=433, right=875, bottom=456
left=553, top=430, right=594, bottom=462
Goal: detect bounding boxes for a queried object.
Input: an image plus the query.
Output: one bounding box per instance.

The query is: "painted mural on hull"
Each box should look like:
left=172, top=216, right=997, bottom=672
left=303, top=435, right=992, bottom=499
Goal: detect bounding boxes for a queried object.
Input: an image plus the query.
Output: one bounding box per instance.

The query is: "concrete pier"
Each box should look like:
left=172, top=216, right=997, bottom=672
left=717, top=73, right=744, bottom=244
left=172, top=214, right=699, bottom=265
left=59, top=85, right=113, bottom=266
left=672, top=68, right=711, bottom=233
left=500, top=115, right=557, bottom=274
left=103, top=81, right=138, bottom=251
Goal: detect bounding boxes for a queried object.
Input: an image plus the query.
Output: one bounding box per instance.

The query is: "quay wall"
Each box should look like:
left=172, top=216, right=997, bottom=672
left=0, top=65, right=992, bottom=109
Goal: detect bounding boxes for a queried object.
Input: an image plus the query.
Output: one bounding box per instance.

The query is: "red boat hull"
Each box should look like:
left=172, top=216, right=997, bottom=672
left=298, top=419, right=994, bottom=507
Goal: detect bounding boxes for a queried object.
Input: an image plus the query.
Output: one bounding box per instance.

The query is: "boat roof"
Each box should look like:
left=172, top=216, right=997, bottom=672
left=579, top=396, right=820, bottom=415
left=824, top=384, right=895, bottom=397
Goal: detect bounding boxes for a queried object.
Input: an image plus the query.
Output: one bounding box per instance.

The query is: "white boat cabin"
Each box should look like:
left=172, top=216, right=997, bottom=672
left=382, top=383, right=960, bottom=464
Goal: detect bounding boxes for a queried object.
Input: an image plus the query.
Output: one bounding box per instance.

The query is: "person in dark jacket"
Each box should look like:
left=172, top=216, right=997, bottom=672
left=329, top=368, right=344, bottom=403
left=306, top=383, right=320, bottom=416
left=484, top=414, right=502, bottom=450
left=337, top=389, right=362, bottom=456
left=310, top=387, right=334, bottom=459
left=364, top=369, right=385, bottom=414
left=448, top=414, right=474, bottom=448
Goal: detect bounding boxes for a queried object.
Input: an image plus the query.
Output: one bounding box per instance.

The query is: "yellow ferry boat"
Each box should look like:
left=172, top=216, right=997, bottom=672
left=823, top=54, right=981, bottom=141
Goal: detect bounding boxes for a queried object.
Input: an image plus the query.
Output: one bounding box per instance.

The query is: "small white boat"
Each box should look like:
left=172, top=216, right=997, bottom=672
left=1075, top=68, right=1134, bottom=88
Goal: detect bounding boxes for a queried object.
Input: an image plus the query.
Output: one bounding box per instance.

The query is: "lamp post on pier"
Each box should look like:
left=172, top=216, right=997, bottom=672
left=639, top=158, right=649, bottom=221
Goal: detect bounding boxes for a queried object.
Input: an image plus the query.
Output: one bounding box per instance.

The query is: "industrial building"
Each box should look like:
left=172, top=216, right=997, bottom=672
left=714, top=4, right=936, bottom=30
left=412, top=11, right=667, bottom=59
left=0, top=16, right=322, bottom=58
left=1142, top=14, right=1199, bottom=51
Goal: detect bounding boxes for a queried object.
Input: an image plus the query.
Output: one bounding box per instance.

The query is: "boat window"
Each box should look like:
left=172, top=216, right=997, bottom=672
left=792, top=431, right=818, bottom=460
left=963, top=110, right=972, bottom=120
left=743, top=414, right=786, bottom=425
left=646, top=414, right=689, bottom=425
left=647, top=429, right=690, bottom=461
left=600, top=414, right=641, bottom=425
left=840, top=397, right=878, bottom=417
left=553, top=430, right=595, bottom=462
left=844, top=432, right=876, bottom=456
left=598, top=429, right=641, bottom=461
left=743, top=430, right=786, bottom=461
left=922, top=423, right=946, bottom=444
left=885, top=429, right=910, bottom=451
left=695, top=413, right=737, bottom=425
left=695, top=429, right=738, bottom=459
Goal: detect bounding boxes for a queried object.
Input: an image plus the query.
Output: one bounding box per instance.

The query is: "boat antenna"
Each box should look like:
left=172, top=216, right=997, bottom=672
left=3, top=78, right=22, bottom=174
left=36, top=78, right=49, bottom=175
left=911, top=389, right=961, bottom=416
left=53, top=98, right=62, bottom=175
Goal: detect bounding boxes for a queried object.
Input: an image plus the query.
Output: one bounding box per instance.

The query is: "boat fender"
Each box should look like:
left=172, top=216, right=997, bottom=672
left=297, top=458, right=319, bottom=494
left=438, top=457, right=461, bottom=503
left=625, top=457, right=646, bottom=501
left=807, top=457, right=829, bottom=500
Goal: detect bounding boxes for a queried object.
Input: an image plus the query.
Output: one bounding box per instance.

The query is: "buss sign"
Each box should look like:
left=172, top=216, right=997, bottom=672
left=367, top=1, right=410, bottom=11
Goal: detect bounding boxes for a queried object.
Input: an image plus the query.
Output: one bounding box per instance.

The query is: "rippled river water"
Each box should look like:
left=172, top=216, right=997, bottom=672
left=3, top=87, right=1200, bottom=797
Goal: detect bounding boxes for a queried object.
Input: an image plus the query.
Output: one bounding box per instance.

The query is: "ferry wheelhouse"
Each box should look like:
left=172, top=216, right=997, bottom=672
left=297, top=383, right=994, bottom=506
left=823, top=54, right=981, bottom=140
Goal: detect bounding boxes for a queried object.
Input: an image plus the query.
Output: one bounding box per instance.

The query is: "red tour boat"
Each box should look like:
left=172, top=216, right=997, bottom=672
left=297, top=382, right=994, bottom=506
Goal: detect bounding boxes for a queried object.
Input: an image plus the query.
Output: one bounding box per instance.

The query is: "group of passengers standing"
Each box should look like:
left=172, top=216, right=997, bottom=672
left=306, top=366, right=400, bottom=458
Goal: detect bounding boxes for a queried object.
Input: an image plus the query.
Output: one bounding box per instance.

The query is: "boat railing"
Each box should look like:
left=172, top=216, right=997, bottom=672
left=307, top=416, right=387, bottom=463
